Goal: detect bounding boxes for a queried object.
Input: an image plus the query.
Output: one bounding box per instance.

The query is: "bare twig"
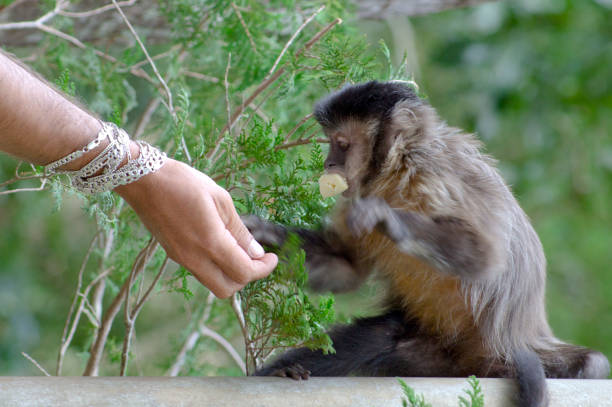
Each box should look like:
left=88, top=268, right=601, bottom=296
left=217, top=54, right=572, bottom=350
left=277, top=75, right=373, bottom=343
left=166, top=292, right=216, bottom=376
left=180, top=70, right=220, bottom=83
left=112, top=0, right=174, bottom=116
left=0, top=180, right=47, bottom=195
left=231, top=294, right=257, bottom=374
left=56, top=233, right=99, bottom=375
left=224, top=53, right=233, bottom=135
left=22, top=352, right=51, bottom=376
left=84, top=238, right=158, bottom=376
left=129, top=45, right=181, bottom=71
left=133, top=256, right=169, bottom=313
left=0, top=174, right=45, bottom=189
left=266, top=5, right=325, bottom=78
left=356, top=0, right=499, bottom=19
left=133, top=98, right=161, bottom=139
left=231, top=3, right=259, bottom=55
left=120, top=239, right=159, bottom=376
left=59, top=0, right=137, bottom=18
left=284, top=113, right=314, bottom=142
left=206, top=53, right=233, bottom=166
left=199, top=325, right=246, bottom=374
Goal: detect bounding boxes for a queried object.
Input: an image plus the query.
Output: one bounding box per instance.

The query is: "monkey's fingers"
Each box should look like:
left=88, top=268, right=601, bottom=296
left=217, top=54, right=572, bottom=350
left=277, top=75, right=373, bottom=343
left=241, top=215, right=286, bottom=247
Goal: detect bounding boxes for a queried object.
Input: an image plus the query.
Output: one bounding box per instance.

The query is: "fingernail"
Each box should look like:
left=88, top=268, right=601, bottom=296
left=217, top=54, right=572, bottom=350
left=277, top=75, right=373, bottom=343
left=248, top=239, right=265, bottom=259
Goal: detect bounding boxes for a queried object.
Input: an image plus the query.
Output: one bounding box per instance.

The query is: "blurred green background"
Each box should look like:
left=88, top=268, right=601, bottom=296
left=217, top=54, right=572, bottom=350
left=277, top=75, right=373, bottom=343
left=1, top=0, right=611, bottom=374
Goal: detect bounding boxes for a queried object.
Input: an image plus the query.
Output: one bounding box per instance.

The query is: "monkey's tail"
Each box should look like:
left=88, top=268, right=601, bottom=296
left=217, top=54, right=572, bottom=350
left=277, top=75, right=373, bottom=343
left=513, top=349, right=549, bottom=407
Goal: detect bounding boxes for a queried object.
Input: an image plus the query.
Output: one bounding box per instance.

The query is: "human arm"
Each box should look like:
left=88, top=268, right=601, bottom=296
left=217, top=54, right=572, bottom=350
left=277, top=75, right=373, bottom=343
left=0, top=50, right=277, bottom=298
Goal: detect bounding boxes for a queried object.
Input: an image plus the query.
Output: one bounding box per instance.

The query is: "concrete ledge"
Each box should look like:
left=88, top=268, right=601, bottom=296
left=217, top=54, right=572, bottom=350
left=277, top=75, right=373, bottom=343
left=0, top=377, right=610, bottom=406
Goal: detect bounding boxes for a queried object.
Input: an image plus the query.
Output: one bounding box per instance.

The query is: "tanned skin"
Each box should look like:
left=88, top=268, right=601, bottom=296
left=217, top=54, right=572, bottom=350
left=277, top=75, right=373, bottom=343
left=244, top=82, right=610, bottom=407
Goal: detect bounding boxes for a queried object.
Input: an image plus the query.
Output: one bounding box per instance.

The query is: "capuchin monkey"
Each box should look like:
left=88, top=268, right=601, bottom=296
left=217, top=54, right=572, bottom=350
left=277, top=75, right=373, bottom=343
left=243, top=81, right=609, bottom=407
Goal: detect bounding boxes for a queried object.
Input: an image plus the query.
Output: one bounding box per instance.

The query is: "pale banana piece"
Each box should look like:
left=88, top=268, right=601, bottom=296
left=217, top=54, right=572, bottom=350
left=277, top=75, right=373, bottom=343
left=318, top=172, right=348, bottom=198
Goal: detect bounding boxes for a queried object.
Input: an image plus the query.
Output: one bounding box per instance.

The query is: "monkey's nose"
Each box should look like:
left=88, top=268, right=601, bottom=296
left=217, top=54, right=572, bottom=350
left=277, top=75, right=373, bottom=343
left=324, top=161, right=337, bottom=170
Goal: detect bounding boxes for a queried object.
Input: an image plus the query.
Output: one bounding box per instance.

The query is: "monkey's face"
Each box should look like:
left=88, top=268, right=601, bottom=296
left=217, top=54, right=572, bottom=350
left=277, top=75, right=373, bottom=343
left=322, top=119, right=377, bottom=197
left=314, top=81, right=423, bottom=197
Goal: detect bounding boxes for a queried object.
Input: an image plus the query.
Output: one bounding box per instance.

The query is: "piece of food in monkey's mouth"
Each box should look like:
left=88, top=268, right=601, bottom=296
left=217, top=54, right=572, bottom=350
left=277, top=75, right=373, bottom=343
left=318, top=173, right=348, bottom=198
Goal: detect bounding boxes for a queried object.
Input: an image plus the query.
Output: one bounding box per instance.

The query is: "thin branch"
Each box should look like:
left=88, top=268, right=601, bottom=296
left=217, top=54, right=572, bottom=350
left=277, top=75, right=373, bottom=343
left=284, top=113, right=314, bottom=142
left=180, top=70, right=220, bottom=83
left=56, top=233, right=99, bottom=375
left=22, top=352, right=51, bottom=376
left=0, top=174, right=45, bottom=189
left=0, top=0, right=64, bottom=30
left=133, top=98, right=161, bottom=139
left=112, top=0, right=174, bottom=116
left=199, top=325, right=246, bottom=374
left=133, top=256, right=169, bottom=313
left=120, top=238, right=159, bottom=376
left=166, top=292, right=216, bottom=376
left=0, top=178, right=47, bottom=195
left=356, top=0, right=499, bottom=19
left=206, top=53, right=233, bottom=166
left=129, top=45, right=181, bottom=71
left=58, top=0, right=137, bottom=18
left=224, top=52, right=233, bottom=135
left=231, top=2, right=259, bottom=55
left=83, top=238, right=157, bottom=376
left=231, top=294, right=257, bottom=374
left=266, top=5, right=325, bottom=78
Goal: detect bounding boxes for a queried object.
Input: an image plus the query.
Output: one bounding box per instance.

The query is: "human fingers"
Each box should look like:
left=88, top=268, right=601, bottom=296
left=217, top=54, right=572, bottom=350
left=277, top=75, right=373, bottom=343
left=214, top=190, right=266, bottom=259
left=189, top=256, right=244, bottom=299
left=207, top=225, right=278, bottom=283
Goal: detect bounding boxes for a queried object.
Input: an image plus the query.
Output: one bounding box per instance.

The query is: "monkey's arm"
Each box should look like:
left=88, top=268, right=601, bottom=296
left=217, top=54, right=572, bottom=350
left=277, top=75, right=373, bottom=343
left=346, top=197, right=497, bottom=280
left=242, top=215, right=369, bottom=292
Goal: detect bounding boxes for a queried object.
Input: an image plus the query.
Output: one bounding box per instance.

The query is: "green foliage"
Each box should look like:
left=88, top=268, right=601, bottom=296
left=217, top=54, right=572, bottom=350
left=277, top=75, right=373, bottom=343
left=459, top=376, right=485, bottom=407
left=398, top=376, right=485, bottom=407
left=240, top=234, right=335, bottom=372
left=165, top=267, right=195, bottom=301
left=398, top=378, right=432, bottom=407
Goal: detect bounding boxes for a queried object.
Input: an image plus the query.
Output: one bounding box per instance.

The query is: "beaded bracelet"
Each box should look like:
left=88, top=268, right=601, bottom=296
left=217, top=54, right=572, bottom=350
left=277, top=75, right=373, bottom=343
left=43, top=122, right=167, bottom=194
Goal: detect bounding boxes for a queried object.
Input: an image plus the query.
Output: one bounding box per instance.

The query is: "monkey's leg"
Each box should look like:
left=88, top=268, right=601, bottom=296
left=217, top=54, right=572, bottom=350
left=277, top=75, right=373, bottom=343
left=346, top=197, right=493, bottom=279
left=256, top=311, right=458, bottom=378
left=242, top=215, right=369, bottom=292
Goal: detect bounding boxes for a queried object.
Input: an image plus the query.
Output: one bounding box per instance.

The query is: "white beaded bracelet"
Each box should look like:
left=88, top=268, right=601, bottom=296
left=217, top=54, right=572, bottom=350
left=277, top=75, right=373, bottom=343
left=44, top=121, right=167, bottom=194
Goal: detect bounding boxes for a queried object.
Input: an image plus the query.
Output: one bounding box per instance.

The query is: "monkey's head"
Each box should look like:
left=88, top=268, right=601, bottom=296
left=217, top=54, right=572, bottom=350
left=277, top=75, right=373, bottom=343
left=314, top=81, right=431, bottom=197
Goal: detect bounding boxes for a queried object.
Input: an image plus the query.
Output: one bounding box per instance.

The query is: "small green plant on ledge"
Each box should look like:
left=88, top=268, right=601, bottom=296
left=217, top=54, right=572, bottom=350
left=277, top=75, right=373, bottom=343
left=398, top=376, right=485, bottom=407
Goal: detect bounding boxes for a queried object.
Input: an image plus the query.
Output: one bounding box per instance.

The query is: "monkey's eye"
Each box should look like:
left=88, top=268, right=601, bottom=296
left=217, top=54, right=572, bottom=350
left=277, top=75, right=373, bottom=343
left=337, top=139, right=350, bottom=151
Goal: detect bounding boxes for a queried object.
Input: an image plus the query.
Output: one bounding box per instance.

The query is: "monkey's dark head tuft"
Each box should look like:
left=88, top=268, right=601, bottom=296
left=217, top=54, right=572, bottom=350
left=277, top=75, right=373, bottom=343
left=313, top=81, right=419, bottom=129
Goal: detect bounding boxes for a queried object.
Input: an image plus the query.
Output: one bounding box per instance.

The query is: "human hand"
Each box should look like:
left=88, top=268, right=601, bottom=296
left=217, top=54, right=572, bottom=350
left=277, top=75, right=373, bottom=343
left=115, top=158, right=278, bottom=298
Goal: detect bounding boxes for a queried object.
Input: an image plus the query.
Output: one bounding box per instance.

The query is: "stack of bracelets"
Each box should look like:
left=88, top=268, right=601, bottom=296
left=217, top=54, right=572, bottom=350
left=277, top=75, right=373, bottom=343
left=44, top=121, right=167, bottom=194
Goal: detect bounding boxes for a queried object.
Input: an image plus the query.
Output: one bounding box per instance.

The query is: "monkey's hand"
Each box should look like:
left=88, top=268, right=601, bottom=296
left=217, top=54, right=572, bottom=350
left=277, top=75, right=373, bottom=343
left=241, top=215, right=288, bottom=248
left=346, top=197, right=411, bottom=243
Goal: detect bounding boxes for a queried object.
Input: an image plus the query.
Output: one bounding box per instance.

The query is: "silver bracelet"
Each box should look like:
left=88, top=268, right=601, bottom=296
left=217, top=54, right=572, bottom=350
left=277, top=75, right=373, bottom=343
left=44, top=121, right=167, bottom=194
left=44, top=121, right=111, bottom=175
left=71, top=141, right=166, bottom=194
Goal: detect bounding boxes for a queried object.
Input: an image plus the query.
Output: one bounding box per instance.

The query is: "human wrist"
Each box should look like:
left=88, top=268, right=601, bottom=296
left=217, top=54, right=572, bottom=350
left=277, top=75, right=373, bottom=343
left=45, top=121, right=165, bottom=194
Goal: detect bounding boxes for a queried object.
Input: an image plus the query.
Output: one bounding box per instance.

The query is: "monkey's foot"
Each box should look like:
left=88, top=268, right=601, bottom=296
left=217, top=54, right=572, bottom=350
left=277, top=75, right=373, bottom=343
left=269, top=364, right=311, bottom=380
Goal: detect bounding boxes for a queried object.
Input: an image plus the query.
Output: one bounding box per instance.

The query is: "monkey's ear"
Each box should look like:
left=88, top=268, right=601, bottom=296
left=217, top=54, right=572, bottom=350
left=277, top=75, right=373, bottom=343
left=388, top=101, right=438, bottom=147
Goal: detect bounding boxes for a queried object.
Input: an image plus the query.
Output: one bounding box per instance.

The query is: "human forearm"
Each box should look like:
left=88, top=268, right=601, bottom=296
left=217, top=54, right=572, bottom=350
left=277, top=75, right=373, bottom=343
left=0, top=50, right=103, bottom=168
